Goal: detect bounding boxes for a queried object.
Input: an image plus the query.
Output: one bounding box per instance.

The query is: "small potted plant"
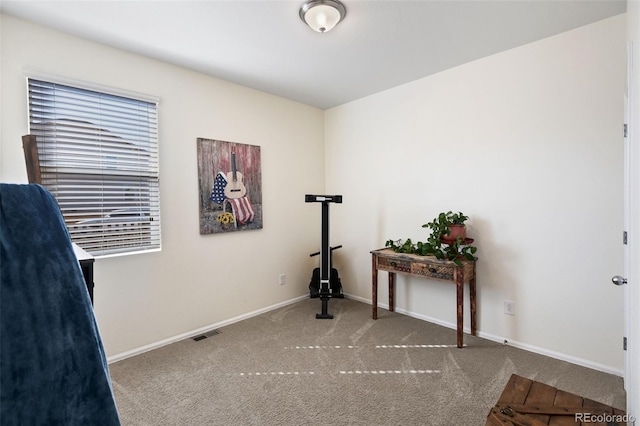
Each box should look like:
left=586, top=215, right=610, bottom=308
left=422, top=211, right=468, bottom=242
left=421, top=211, right=475, bottom=265
left=445, top=211, right=468, bottom=240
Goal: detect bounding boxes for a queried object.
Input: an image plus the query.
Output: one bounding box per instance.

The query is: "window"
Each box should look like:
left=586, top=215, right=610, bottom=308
left=28, top=78, right=160, bottom=256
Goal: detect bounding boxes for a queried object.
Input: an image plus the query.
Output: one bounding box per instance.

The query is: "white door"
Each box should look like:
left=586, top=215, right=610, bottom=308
left=623, top=21, right=639, bottom=416
left=621, top=41, right=631, bottom=390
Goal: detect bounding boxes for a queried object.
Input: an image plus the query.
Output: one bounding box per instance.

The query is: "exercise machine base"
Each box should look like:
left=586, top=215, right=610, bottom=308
left=315, top=298, right=334, bottom=319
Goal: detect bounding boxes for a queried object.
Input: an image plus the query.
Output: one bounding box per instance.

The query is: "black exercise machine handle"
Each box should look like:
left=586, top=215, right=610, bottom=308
left=310, top=245, right=343, bottom=257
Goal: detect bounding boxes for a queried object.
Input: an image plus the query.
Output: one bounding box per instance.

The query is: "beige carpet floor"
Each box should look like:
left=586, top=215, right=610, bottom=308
left=109, top=298, right=626, bottom=425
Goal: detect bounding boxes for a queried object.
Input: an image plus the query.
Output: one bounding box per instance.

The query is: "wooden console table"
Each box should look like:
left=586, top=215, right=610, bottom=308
left=371, top=248, right=477, bottom=348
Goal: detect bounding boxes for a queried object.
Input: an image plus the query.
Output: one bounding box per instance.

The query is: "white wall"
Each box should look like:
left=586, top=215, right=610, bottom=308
left=0, top=14, right=326, bottom=358
left=325, top=15, right=626, bottom=373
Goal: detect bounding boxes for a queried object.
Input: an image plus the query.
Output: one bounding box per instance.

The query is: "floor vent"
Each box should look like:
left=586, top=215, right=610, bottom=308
left=192, top=329, right=221, bottom=341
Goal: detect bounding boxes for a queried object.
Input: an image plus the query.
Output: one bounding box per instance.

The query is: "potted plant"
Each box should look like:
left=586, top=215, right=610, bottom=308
left=421, top=211, right=475, bottom=265
left=422, top=211, right=468, bottom=241
left=446, top=211, right=468, bottom=240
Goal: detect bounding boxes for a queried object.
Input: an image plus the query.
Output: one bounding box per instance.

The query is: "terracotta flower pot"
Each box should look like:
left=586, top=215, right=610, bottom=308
left=447, top=224, right=466, bottom=240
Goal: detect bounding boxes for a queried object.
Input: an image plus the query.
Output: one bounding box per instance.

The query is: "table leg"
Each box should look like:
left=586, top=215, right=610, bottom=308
left=372, top=254, right=378, bottom=320
left=470, top=262, right=477, bottom=336
left=388, top=272, right=395, bottom=312
left=456, top=267, right=464, bottom=348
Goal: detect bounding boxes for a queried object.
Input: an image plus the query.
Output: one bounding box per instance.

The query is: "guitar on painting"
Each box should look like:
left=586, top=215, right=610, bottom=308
left=224, top=150, right=247, bottom=199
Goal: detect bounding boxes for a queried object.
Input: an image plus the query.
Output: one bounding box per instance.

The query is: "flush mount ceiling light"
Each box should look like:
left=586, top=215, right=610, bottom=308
left=299, top=0, right=346, bottom=33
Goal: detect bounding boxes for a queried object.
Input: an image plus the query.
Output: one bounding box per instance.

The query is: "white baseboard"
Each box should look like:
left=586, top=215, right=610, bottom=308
left=475, top=329, right=624, bottom=377
left=107, top=294, right=308, bottom=364
left=344, top=293, right=624, bottom=377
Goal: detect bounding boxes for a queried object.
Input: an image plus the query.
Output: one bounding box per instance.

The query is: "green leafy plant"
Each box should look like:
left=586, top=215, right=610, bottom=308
left=385, top=238, right=417, bottom=254
left=422, top=211, right=468, bottom=236
left=442, top=236, right=477, bottom=265
left=448, top=211, right=469, bottom=225
left=386, top=211, right=477, bottom=266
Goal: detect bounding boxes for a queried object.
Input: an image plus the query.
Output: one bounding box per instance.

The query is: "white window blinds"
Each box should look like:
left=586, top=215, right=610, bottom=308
left=28, top=78, right=160, bottom=256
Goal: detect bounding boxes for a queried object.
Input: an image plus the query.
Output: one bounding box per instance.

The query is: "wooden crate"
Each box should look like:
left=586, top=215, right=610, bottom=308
left=486, top=374, right=628, bottom=425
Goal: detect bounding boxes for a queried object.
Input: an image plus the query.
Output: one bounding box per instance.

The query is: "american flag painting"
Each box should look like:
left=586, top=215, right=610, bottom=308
left=197, top=138, right=262, bottom=235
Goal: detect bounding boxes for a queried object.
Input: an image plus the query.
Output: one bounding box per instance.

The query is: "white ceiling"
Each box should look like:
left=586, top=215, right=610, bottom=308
left=0, top=0, right=627, bottom=110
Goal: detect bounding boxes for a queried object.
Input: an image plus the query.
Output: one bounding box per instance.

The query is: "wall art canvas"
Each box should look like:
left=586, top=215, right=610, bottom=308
left=197, top=138, right=262, bottom=234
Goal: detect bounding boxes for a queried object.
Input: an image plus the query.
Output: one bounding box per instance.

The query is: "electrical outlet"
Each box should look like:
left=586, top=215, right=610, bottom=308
left=279, top=274, right=286, bottom=286
left=504, top=300, right=515, bottom=316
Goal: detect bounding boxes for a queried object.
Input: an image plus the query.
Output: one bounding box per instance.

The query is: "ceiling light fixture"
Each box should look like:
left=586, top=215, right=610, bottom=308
left=299, top=0, right=346, bottom=33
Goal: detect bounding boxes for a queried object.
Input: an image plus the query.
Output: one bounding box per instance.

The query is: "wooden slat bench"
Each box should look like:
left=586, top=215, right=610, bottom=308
left=486, top=374, right=628, bottom=425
